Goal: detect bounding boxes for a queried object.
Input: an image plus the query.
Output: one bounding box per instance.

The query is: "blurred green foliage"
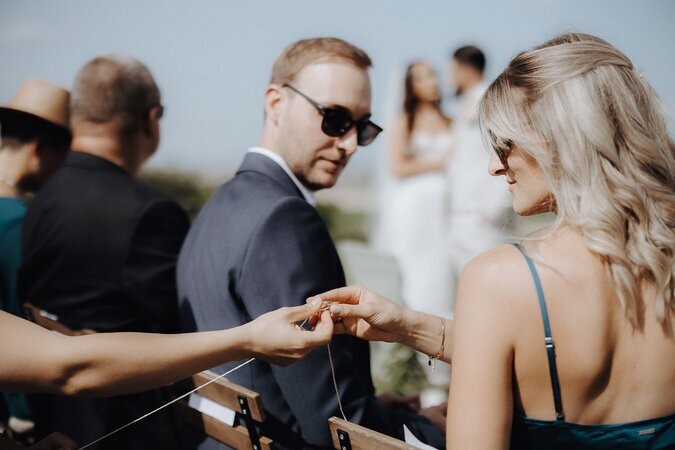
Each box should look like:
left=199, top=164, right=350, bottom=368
left=140, top=169, right=217, bottom=220
left=141, top=169, right=371, bottom=245
left=372, top=344, right=428, bottom=395
left=315, top=203, right=368, bottom=243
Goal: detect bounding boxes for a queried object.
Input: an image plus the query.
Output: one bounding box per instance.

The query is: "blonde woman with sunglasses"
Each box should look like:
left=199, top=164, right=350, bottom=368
left=317, top=33, right=675, bottom=449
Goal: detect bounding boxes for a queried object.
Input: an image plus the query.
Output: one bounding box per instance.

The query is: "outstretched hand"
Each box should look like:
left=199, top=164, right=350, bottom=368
left=308, top=285, right=410, bottom=344
left=245, top=300, right=333, bottom=366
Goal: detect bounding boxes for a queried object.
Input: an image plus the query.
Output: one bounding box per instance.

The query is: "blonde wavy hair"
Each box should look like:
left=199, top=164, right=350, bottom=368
left=479, top=33, right=675, bottom=325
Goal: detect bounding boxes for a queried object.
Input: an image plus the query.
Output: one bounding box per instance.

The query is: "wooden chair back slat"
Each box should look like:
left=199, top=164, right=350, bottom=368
left=174, top=399, right=273, bottom=450
left=176, top=371, right=274, bottom=449
left=23, top=303, right=95, bottom=336
left=189, top=370, right=266, bottom=422
left=328, top=417, right=420, bottom=450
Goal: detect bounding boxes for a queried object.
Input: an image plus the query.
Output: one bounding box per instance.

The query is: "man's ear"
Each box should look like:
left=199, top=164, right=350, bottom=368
left=263, top=85, right=284, bottom=126
left=26, top=139, right=41, bottom=166
left=148, top=105, right=162, bottom=123
left=142, top=106, right=161, bottom=137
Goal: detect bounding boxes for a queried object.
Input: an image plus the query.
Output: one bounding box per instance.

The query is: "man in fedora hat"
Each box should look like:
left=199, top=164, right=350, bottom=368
left=18, top=56, right=189, bottom=449
left=0, top=79, right=71, bottom=443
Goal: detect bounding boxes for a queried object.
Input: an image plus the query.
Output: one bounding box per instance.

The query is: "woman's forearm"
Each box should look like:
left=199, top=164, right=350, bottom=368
left=317, top=286, right=454, bottom=363
left=1, top=303, right=329, bottom=397
left=50, top=327, right=252, bottom=396
left=389, top=123, right=447, bottom=179
left=12, top=325, right=253, bottom=397
left=400, top=310, right=453, bottom=363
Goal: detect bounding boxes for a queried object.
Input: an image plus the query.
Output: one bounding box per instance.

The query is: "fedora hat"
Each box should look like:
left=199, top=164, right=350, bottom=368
left=0, top=79, right=70, bottom=135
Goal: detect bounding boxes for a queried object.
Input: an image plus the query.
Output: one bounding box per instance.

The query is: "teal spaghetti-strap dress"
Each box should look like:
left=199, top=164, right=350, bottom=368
left=509, top=243, right=675, bottom=450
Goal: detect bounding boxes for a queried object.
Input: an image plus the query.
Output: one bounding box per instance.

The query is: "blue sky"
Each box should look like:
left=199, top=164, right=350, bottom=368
left=1, top=0, right=674, bottom=179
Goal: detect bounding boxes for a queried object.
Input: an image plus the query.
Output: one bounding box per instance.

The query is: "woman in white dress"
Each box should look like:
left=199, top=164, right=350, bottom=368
left=386, top=61, right=454, bottom=320
left=377, top=61, right=454, bottom=407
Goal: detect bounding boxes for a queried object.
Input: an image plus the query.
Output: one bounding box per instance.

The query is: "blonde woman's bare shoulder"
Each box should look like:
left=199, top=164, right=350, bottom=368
left=463, top=244, right=531, bottom=280
left=458, top=244, right=536, bottom=308
left=453, top=244, right=534, bottom=347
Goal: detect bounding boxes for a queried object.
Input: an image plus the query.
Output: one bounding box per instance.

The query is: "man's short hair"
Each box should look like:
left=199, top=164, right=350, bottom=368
left=270, top=37, right=372, bottom=85
left=453, top=45, right=486, bottom=74
left=70, top=55, right=160, bottom=135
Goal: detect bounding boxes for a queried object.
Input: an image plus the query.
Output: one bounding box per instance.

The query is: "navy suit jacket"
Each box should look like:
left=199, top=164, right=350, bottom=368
left=177, top=153, right=443, bottom=449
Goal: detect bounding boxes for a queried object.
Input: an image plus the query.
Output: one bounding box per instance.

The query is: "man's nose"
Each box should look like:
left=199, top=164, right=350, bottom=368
left=488, top=151, right=507, bottom=176
left=337, top=126, right=358, bottom=156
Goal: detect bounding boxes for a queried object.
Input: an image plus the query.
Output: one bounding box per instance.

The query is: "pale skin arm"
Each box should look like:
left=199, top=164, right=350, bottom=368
left=0, top=301, right=332, bottom=397
left=309, top=286, right=453, bottom=363
left=389, top=115, right=450, bottom=179
left=446, top=255, right=515, bottom=450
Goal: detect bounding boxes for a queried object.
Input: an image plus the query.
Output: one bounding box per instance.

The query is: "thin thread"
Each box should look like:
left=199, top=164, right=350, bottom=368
left=327, top=344, right=346, bottom=421
left=79, top=309, right=345, bottom=448
left=78, top=358, right=255, bottom=450
left=301, top=314, right=347, bottom=421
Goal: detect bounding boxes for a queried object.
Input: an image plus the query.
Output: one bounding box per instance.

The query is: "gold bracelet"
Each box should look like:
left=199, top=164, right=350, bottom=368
left=428, top=318, right=445, bottom=372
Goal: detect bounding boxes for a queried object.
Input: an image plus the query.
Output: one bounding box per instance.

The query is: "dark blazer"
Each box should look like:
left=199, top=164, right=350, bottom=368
left=19, top=151, right=189, bottom=332
left=177, top=152, right=444, bottom=450
left=19, top=151, right=190, bottom=449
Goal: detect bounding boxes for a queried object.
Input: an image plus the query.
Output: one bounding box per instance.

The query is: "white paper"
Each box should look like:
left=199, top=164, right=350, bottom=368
left=403, top=424, right=439, bottom=450
left=188, top=393, right=236, bottom=426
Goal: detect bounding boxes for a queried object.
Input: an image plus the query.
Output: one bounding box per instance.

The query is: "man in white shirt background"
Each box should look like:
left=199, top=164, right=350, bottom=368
left=445, top=46, right=513, bottom=316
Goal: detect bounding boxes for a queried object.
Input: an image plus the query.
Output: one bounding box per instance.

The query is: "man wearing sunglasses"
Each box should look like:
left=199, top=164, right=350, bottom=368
left=177, top=38, right=445, bottom=450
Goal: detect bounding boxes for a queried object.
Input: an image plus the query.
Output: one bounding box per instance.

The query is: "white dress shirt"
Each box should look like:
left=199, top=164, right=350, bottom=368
left=247, top=147, right=316, bottom=206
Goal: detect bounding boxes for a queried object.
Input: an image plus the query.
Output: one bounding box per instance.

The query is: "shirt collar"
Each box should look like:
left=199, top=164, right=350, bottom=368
left=247, top=147, right=316, bottom=206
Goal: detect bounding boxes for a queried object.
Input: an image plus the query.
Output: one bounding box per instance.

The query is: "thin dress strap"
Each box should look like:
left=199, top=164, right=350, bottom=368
left=512, top=243, right=565, bottom=421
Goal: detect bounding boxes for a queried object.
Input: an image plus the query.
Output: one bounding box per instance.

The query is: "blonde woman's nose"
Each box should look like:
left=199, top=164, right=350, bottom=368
left=488, top=151, right=507, bottom=176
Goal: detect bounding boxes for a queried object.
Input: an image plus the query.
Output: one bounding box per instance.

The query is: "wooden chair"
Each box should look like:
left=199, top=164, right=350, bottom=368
left=173, top=370, right=274, bottom=450
left=328, top=417, right=420, bottom=450
left=23, top=302, right=95, bottom=336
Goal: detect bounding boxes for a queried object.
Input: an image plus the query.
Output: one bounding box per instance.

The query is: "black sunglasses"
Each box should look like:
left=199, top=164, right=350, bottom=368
left=283, top=84, right=382, bottom=146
